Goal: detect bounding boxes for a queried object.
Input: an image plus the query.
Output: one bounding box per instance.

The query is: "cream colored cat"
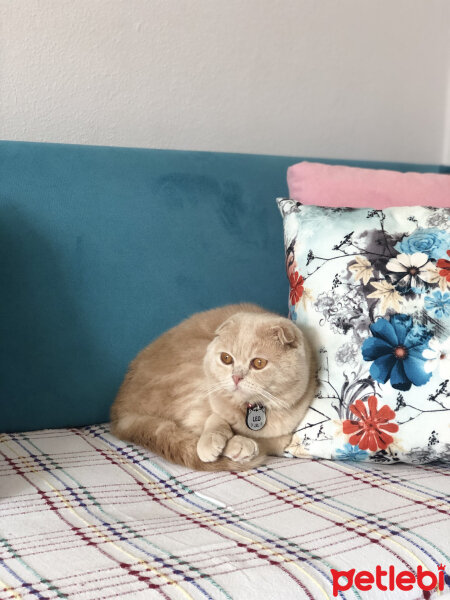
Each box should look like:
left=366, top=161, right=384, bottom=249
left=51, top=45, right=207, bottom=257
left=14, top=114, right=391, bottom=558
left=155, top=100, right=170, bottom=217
left=111, top=304, right=316, bottom=471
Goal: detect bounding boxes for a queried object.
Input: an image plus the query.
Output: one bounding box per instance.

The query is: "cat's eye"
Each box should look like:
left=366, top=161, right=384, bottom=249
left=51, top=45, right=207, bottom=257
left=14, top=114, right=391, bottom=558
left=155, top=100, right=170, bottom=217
left=251, top=358, right=268, bottom=370
left=220, top=352, right=233, bottom=365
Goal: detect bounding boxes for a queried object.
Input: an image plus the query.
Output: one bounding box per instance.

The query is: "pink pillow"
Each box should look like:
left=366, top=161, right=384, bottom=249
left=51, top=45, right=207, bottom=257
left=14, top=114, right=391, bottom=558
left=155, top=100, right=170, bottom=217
left=287, top=161, right=450, bottom=208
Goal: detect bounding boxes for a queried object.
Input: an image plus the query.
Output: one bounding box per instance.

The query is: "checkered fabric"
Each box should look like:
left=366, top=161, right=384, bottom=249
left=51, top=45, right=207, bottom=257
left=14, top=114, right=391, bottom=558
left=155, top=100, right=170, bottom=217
left=1, top=424, right=449, bottom=600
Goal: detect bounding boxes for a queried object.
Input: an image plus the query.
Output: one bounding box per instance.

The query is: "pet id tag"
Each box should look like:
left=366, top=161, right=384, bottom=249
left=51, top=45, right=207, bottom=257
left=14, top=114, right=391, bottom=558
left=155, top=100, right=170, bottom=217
left=246, top=404, right=266, bottom=431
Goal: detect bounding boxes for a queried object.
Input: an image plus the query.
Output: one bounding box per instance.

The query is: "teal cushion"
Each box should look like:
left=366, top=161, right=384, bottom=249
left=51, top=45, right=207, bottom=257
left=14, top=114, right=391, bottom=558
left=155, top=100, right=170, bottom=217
left=0, top=141, right=447, bottom=432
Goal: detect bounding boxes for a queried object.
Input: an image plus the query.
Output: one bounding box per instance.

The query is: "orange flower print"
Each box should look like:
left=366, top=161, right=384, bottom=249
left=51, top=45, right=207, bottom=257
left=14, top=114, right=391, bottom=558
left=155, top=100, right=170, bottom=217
left=437, top=250, right=450, bottom=282
left=342, top=396, right=399, bottom=452
left=289, top=271, right=304, bottom=304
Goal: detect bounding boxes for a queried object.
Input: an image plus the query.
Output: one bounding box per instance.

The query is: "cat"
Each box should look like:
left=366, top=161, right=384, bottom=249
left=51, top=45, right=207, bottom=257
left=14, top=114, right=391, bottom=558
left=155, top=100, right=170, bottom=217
left=110, top=303, right=316, bottom=471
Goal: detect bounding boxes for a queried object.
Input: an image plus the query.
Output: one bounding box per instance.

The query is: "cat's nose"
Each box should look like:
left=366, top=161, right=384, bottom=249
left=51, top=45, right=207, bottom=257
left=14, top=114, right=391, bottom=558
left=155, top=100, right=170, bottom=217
left=232, top=374, right=243, bottom=387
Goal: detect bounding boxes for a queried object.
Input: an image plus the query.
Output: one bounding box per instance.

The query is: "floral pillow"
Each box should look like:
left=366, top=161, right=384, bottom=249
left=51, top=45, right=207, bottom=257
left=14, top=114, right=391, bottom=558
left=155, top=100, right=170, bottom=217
left=277, top=199, right=450, bottom=463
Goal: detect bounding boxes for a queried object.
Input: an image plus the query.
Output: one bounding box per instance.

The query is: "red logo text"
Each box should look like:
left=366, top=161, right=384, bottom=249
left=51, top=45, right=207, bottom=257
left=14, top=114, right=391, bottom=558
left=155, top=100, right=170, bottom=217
left=331, top=564, right=446, bottom=596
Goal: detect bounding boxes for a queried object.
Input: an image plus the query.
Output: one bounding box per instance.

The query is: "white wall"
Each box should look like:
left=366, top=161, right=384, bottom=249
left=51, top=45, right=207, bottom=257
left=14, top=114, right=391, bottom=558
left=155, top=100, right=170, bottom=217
left=443, top=63, right=450, bottom=165
left=1, top=0, right=449, bottom=164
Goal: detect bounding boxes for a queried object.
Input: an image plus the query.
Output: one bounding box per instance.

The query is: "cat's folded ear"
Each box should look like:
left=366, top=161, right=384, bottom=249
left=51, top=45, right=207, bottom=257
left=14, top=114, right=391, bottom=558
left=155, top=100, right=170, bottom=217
left=215, top=316, right=235, bottom=336
left=270, top=321, right=304, bottom=353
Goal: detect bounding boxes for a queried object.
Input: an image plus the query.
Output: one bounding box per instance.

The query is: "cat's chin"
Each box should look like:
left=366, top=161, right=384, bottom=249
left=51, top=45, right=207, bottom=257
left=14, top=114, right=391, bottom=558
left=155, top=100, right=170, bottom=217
left=229, top=386, right=258, bottom=406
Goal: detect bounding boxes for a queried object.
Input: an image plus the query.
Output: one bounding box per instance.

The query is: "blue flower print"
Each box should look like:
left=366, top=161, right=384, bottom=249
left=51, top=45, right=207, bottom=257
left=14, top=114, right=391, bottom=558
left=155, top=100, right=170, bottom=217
left=336, top=443, right=369, bottom=461
left=362, top=314, right=432, bottom=391
left=424, top=290, right=450, bottom=318
left=396, top=228, right=450, bottom=260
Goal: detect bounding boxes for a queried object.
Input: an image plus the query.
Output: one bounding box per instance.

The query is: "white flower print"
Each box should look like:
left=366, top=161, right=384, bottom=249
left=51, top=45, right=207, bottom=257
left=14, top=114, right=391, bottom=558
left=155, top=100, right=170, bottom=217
left=422, top=338, right=450, bottom=378
left=386, top=252, right=432, bottom=290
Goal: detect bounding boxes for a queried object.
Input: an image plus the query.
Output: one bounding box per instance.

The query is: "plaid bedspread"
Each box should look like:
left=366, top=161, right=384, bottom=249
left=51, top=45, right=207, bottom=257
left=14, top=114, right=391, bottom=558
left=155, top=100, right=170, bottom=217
left=1, top=424, right=449, bottom=600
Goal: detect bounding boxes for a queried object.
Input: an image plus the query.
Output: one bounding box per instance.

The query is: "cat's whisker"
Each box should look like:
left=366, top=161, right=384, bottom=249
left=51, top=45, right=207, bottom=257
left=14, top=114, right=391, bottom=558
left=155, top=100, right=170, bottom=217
left=208, top=380, right=230, bottom=392
left=243, top=381, right=289, bottom=409
left=258, top=392, right=289, bottom=409
left=257, top=385, right=287, bottom=404
left=197, top=378, right=229, bottom=393
left=197, top=380, right=230, bottom=401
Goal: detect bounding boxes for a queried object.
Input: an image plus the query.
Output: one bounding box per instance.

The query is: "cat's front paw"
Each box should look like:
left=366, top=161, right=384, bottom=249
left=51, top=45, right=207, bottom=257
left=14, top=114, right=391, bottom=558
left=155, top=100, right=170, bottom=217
left=223, top=435, right=259, bottom=463
left=197, top=431, right=229, bottom=462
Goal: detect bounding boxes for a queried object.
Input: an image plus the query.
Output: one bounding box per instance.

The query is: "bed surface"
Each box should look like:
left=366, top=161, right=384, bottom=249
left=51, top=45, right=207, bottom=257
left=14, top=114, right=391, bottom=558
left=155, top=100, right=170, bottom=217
left=1, top=424, right=449, bottom=600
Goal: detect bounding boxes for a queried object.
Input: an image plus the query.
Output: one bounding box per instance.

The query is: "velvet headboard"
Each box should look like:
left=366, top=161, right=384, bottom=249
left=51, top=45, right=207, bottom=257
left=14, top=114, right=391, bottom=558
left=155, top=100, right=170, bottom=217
left=1, top=140, right=447, bottom=432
